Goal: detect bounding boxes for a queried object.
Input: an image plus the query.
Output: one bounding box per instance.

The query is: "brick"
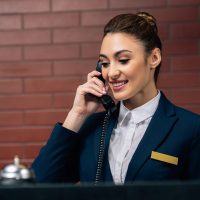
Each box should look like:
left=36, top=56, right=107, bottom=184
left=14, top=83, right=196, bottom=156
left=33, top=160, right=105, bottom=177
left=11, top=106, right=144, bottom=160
left=0, top=0, right=50, bottom=14
left=0, top=144, right=43, bottom=160
left=109, top=0, right=167, bottom=8
left=145, top=7, right=198, bottom=22
left=54, top=59, right=96, bottom=76
left=0, top=94, right=52, bottom=110
left=0, top=61, right=52, bottom=78
left=163, top=40, right=198, bottom=55
left=52, top=0, right=107, bottom=11
left=171, top=56, right=200, bottom=72
left=88, top=22, right=168, bottom=42
left=160, top=56, right=170, bottom=72
left=157, top=23, right=170, bottom=40
left=24, top=12, right=80, bottom=29
left=0, top=79, right=22, bottom=94
left=24, top=77, right=81, bottom=93
left=171, top=23, right=200, bottom=38
left=81, top=10, right=127, bottom=26
left=0, top=127, right=51, bottom=142
left=168, top=0, right=200, bottom=5
left=171, top=89, right=200, bottom=104
left=24, top=44, right=79, bottom=60
left=24, top=110, right=66, bottom=125
left=53, top=27, right=103, bottom=43
left=82, top=11, right=169, bottom=40
left=157, top=73, right=199, bottom=89
left=81, top=42, right=101, bottom=58
left=24, top=144, right=44, bottom=158
left=0, top=47, right=21, bottom=61
left=0, top=112, right=23, bottom=126
left=0, top=15, right=21, bottom=30
left=0, top=30, right=51, bottom=45
left=0, top=145, right=25, bottom=159
left=53, top=93, right=75, bottom=108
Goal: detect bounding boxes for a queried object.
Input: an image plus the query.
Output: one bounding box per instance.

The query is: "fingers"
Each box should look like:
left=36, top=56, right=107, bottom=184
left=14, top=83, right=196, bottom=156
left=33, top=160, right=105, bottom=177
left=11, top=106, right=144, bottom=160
left=76, top=70, right=106, bottom=97
left=78, top=81, right=106, bottom=97
left=87, top=70, right=105, bottom=85
left=87, top=70, right=106, bottom=94
left=87, top=70, right=101, bottom=81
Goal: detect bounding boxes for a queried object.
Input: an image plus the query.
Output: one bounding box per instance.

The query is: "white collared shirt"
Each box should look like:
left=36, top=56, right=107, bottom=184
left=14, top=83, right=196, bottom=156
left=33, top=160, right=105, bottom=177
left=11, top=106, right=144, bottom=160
left=108, top=91, right=161, bottom=184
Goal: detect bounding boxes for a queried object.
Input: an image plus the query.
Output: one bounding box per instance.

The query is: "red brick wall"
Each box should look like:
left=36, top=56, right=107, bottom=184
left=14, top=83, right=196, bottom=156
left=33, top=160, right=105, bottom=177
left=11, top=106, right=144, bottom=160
left=0, top=0, right=199, bottom=168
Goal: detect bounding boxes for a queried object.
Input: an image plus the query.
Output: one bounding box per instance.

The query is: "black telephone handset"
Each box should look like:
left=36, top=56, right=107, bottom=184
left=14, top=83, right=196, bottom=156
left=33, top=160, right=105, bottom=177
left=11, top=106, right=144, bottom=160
left=96, top=62, right=117, bottom=115
left=94, top=62, right=117, bottom=184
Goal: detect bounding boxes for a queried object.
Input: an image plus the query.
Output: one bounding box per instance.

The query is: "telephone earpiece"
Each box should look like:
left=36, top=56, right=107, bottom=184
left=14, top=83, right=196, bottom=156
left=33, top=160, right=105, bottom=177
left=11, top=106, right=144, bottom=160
left=96, top=62, right=117, bottom=115
left=96, top=62, right=105, bottom=83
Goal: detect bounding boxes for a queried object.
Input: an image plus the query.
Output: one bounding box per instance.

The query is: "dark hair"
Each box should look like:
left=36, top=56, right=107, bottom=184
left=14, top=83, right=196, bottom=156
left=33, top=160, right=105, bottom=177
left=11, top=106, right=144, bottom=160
left=103, top=12, right=162, bottom=83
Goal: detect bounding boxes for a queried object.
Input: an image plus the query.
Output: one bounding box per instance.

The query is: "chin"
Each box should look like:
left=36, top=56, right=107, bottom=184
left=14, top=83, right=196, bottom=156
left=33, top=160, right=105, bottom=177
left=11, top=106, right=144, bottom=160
left=112, top=94, right=128, bottom=102
left=111, top=87, right=131, bottom=102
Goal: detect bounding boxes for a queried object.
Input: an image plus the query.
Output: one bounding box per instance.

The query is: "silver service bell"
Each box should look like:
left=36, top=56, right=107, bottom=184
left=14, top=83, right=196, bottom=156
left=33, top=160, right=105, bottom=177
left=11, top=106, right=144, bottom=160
left=0, top=155, right=35, bottom=185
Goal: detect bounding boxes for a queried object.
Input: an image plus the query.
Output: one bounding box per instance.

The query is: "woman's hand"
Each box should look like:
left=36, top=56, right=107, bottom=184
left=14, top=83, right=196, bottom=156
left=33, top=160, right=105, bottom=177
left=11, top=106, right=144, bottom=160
left=63, top=70, right=106, bottom=132
left=72, top=70, right=106, bottom=116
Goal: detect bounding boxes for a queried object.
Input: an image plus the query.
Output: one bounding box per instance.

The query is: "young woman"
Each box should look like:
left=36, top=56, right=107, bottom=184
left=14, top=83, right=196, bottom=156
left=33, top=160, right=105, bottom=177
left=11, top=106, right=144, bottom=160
left=32, top=12, right=200, bottom=184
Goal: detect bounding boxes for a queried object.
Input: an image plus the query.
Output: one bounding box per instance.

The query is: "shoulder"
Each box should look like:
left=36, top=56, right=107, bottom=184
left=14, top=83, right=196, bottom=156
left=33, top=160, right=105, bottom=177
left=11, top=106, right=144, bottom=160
left=160, top=91, right=200, bottom=120
left=173, top=105, right=200, bottom=134
left=174, top=105, right=200, bottom=120
left=160, top=91, right=200, bottom=133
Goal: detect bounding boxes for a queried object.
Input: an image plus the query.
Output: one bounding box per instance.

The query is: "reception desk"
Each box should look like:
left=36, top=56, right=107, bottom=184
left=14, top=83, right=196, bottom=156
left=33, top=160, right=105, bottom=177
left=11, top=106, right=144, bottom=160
left=0, top=181, right=199, bottom=200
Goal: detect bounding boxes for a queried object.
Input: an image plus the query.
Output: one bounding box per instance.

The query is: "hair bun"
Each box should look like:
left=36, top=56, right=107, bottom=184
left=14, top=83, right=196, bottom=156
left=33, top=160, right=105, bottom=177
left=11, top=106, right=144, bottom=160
left=136, top=12, right=158, bottom=33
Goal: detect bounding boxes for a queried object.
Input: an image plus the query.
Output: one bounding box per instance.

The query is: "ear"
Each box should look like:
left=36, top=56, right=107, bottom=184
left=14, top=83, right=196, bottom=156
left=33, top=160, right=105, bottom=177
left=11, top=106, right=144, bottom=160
left=149, top=48, right=161, bottom=69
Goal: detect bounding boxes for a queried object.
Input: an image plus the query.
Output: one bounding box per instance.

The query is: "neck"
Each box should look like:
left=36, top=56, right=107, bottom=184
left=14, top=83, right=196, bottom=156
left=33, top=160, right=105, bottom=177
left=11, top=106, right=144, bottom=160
left=123, top=87, right=158, bottom=110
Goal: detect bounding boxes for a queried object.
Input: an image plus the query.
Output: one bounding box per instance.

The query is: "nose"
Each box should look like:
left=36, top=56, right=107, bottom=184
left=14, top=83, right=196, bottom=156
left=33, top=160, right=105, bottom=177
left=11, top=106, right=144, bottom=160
left=107, top=64, right=120, bottom=80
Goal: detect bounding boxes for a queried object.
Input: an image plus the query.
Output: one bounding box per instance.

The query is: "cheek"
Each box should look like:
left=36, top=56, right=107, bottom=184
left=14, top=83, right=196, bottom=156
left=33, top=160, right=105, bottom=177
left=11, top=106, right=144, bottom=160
left=133, top=63, right=150, bottom=77
left=127, top=66, right=144, bottom=80
left=126, top=66, right=151, bottom=88
left=102, top=68, right=108, bottom=81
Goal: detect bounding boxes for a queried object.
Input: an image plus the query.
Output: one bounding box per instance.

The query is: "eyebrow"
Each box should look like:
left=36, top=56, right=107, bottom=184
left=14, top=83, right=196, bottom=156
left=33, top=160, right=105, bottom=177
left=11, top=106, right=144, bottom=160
left=99, top=49, right=132, bottom=59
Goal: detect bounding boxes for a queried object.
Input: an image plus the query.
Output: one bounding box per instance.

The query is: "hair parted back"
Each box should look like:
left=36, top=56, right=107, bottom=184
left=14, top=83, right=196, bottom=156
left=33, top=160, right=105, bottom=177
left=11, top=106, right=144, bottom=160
left=103, top=12, right=162, bottom=83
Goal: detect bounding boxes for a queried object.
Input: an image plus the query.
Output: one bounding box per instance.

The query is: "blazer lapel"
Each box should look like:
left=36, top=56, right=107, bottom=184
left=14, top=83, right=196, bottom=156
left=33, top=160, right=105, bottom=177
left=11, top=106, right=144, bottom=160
left=125, top=93, right=178, bottom=182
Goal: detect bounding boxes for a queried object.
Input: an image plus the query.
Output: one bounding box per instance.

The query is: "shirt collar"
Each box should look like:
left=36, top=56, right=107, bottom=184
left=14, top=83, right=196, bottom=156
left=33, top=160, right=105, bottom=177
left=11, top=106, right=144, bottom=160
left=118, top=91, right=161, bottom=125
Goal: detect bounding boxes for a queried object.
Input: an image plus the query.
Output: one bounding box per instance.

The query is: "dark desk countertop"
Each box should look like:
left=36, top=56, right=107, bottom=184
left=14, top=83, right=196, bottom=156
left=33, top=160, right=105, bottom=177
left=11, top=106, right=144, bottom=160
left=0, top=181, right=200, bottom=200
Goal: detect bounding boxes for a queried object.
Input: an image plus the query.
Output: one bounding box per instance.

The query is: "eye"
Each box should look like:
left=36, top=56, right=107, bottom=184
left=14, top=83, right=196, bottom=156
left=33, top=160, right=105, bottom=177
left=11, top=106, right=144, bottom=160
left=119, top=59, right=130, bottom=65
left=101, top=62, right=110, bottom=68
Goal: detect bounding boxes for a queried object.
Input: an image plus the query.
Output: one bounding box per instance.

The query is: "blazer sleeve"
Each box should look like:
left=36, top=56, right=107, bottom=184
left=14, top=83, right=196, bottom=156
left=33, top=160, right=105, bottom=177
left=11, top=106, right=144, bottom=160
left=32, top=123, right=81, bottom=183
left=188, top=117, right=200, bottom=179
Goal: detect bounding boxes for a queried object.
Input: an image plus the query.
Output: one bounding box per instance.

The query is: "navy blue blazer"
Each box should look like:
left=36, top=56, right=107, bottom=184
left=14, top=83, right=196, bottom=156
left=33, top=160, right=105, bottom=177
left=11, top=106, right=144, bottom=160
left=32, top=92, right=200, bottom=183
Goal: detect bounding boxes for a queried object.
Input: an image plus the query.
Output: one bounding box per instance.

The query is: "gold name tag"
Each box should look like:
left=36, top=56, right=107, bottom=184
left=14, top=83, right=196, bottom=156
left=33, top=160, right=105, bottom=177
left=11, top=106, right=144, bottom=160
left=151, top=151, right=178, bottom=165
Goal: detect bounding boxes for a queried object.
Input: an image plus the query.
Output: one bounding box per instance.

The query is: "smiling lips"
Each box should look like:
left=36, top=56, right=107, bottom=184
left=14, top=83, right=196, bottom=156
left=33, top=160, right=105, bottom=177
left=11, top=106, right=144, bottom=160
left=110, top=80, right=128, bottom=91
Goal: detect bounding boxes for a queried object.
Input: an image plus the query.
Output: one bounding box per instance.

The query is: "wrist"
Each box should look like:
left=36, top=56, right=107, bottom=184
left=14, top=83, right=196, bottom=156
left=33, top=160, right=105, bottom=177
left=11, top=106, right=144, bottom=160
left=62, top=110, right=87, bottom=132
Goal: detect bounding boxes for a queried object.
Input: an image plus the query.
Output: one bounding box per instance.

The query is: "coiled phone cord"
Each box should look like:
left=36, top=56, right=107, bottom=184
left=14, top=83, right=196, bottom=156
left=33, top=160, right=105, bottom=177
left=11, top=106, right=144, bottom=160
left=94, top=111, right=110, bottom=185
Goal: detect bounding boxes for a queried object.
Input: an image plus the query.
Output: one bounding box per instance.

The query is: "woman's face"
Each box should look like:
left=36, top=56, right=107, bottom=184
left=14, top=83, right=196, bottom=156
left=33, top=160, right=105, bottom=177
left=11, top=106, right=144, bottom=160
left=99, top=33, right=160, bottom=109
